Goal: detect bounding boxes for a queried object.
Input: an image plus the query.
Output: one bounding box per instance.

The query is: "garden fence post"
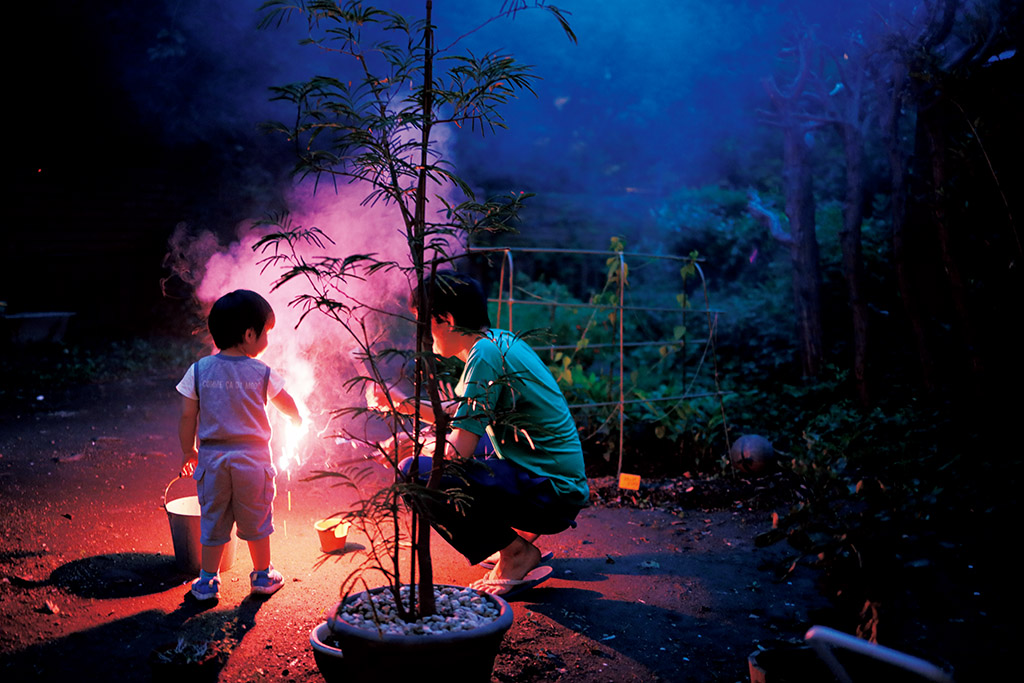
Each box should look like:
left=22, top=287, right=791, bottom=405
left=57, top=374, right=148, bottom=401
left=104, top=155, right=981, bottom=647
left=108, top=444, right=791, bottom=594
left=617, top=252, right=626, bottom=479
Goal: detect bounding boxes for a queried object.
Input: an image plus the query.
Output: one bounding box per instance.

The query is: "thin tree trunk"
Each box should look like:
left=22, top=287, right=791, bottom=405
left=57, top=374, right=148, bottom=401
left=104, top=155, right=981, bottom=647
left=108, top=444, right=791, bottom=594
left=762, top=36, right=823, bottom=380
left=882, top=65, right=936, bottom=390
left=415, top=0, right=437, bottom=617
left=783, top=126, right=823, bottom=379
left=841, top=121, right=870, bottom=406
left=921, top=105, right=985, bottom=390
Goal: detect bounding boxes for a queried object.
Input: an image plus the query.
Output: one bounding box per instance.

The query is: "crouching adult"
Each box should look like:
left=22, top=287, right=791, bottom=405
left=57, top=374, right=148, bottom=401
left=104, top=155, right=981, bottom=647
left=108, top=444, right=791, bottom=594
left=368, top=272, right=589, bottom=597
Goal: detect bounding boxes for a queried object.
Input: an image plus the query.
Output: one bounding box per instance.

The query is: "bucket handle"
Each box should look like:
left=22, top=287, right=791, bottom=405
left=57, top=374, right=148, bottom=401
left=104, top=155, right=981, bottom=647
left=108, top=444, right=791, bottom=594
left=163, top=475, right=193, bottom=510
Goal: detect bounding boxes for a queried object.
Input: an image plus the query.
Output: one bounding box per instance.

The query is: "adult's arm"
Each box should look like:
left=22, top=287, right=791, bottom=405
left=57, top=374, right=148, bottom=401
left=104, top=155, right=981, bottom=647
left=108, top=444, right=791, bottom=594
left=367, top=384, right=444, bottom=423
left=445, top=428, right=481, bottom=461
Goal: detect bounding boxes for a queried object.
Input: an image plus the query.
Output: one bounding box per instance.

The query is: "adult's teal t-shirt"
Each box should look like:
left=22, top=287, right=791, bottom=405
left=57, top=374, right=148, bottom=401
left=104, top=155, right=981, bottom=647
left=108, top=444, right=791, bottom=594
left=452, top=329, right=589, bottom=505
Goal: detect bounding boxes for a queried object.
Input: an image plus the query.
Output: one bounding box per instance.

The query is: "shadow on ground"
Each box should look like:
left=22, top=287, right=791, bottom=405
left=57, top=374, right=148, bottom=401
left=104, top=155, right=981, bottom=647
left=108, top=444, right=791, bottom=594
left=4, top=591, right=270, bottom=681
left=49, top=553, right=186, bottom=599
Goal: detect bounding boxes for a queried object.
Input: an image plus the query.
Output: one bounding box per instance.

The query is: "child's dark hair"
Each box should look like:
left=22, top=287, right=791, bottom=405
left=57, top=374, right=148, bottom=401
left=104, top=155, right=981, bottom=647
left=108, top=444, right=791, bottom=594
left=413, top=272, right=491, bottom=331
left=208, top=290, right=275, bottom=350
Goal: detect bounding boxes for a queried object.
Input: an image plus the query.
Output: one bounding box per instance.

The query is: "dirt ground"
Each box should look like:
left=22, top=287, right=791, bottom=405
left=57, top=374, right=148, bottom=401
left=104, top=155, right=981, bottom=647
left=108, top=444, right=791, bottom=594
left=0, top=374, right=857, bottom=682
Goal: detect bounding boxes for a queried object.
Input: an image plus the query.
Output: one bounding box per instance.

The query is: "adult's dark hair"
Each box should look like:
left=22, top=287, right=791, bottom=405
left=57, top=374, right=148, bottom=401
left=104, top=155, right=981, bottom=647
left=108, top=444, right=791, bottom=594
left=207, top=289, right=275, bottom=350
left=414, top=272, right=491, bottom=331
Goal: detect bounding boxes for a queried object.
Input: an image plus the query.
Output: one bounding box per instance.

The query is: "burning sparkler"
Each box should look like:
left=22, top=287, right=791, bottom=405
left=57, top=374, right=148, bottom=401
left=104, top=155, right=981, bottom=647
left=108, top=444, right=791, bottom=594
left=276, top=401, right=312, bottom=514
left=278, top=411, right=309, bottom=475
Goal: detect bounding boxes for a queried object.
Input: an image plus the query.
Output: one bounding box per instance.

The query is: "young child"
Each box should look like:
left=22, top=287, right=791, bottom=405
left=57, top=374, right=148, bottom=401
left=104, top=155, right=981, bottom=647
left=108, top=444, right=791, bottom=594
left=176, top=289, right=301, bottom=601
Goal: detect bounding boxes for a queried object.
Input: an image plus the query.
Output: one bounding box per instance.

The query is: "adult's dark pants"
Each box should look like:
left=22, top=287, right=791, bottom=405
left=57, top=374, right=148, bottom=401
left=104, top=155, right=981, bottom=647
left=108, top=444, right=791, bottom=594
left=398, top=454, right=583, bottom=565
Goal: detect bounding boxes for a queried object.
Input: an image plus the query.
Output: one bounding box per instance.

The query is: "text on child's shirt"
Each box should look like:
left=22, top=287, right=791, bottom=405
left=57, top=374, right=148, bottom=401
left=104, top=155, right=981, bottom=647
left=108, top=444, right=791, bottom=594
left=201, top=380, right=263, bottom=390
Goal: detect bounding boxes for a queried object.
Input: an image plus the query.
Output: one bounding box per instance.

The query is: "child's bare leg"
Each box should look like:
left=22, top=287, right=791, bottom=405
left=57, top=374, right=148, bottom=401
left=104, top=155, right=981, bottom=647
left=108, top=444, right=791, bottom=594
left=201, top=543, right=227, bottom=574
left=248, top=536, right=272, bottom=571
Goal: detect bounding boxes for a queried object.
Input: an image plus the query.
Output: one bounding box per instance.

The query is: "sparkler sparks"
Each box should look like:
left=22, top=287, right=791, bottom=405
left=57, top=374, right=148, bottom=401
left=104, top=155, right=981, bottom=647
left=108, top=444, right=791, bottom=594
left=278, top=410, right=310, bottom=475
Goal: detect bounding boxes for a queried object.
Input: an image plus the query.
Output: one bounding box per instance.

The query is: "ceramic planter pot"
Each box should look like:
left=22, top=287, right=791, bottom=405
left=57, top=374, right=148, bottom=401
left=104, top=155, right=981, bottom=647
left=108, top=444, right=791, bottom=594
left=310, top=585, right=513, bottom=682
left=748, top=644, right=832, bottom=682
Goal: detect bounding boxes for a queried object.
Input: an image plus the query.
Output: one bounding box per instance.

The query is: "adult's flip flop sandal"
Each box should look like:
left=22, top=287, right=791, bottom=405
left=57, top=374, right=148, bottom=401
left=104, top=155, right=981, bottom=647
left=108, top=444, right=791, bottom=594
left=470, top=565, right=553, bottom=600
left=478, top=550, right=554, bottom=570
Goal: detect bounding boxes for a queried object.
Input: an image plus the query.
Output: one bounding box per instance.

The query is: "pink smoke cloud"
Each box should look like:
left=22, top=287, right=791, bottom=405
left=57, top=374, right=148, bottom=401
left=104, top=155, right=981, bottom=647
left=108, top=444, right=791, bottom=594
left=170, top=175, right=461, bottom=467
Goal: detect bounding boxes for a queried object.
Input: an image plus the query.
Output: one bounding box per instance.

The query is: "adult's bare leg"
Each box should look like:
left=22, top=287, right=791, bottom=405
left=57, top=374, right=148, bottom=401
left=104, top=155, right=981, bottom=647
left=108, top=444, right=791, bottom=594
left=486, top=536, right=542, bottom=584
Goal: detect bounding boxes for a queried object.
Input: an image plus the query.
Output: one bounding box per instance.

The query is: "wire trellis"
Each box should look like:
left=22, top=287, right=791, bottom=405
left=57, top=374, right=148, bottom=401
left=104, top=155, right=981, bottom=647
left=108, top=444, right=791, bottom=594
left=466, top=246, right=731, bottom=479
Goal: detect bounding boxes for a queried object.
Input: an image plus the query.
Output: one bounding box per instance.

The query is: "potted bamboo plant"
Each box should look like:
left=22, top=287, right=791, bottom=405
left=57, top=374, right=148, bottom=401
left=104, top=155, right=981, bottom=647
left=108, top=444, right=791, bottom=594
left=255, top=1, right=575, bottom=679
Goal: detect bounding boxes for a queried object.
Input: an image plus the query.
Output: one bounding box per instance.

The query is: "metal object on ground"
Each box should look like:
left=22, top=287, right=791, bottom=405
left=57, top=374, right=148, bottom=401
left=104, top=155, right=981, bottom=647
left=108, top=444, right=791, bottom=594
left=805, top=625, right=955, bottom=683
left=163, top=476, right=237, bottom=574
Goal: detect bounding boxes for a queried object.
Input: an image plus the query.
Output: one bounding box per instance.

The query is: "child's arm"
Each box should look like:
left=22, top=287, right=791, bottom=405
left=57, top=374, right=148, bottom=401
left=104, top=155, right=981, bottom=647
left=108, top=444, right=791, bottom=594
left=271, top=388, right=302, bottom=425
left=178, top=396, right=199, bottom=477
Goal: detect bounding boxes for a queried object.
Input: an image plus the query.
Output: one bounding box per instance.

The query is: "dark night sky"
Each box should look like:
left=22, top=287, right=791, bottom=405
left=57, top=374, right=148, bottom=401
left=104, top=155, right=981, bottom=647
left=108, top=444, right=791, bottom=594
left=14, top=1, right=882, bottom=191
left=5, top=1, right=1017, bottom=337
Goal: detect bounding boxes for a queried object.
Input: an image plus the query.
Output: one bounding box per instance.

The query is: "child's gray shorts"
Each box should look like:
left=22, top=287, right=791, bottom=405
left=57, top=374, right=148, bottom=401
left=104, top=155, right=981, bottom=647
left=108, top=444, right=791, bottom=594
left=194, top=447, right=277, bottom=545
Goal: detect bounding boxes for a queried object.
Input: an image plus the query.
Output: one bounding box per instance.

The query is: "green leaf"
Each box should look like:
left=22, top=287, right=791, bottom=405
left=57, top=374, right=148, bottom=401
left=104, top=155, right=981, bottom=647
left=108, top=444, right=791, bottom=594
left=544, top=5, right=577, bottom=44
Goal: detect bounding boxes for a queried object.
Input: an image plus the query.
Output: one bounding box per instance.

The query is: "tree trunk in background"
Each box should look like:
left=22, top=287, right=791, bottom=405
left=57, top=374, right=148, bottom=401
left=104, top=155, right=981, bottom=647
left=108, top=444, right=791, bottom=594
left=881, top=64, right=936, bottom=391
left=761, top=35, right=824, bottom=381
left=783, top=127, right=823, bottom=379
left=841, top=121, right=870, bottom=406
left=920, top=102, right=985, bottom=392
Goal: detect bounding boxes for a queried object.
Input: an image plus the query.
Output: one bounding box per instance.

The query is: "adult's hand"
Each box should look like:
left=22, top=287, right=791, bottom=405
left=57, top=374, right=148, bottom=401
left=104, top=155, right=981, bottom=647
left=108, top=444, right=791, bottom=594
left=377, top=432, right=456, bottom=464
left=376, top=433, right=418, bottom=465
left=366, top=384, right=407, bottom=414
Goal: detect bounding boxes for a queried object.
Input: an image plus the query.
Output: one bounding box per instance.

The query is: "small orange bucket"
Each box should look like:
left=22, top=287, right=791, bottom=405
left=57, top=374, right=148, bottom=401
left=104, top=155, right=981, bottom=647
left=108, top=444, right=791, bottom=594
left=314, top=517, right=350, bottom=554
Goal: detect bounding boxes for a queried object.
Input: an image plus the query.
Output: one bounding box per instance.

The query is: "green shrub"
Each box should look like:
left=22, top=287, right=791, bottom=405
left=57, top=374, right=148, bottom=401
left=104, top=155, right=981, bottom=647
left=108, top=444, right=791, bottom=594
left=0, top=335, right=202, bottom=408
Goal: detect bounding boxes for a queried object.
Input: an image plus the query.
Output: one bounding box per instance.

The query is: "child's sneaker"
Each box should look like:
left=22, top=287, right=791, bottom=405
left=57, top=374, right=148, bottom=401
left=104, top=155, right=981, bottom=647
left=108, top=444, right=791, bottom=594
left=250, top=566, right=284, bottom=595
left=190, top=574, right=221, bottom=601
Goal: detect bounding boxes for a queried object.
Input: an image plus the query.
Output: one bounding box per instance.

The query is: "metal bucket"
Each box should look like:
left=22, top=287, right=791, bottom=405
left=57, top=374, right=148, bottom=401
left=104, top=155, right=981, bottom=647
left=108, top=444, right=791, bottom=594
left=163, top=476, right=237, bottom=574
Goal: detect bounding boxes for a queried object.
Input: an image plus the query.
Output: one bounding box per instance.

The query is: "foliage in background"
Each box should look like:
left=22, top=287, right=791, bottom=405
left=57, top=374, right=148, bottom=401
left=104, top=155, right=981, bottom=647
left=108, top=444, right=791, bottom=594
left=737, top=366, right=1013, bottom=642
left=657, top=185, right=781, bottom=290
left=480, top=162, right=1013, bottom=643
left=0, top=336, right=202, bottom=410
left=654, top=184, right=997, bottom=587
